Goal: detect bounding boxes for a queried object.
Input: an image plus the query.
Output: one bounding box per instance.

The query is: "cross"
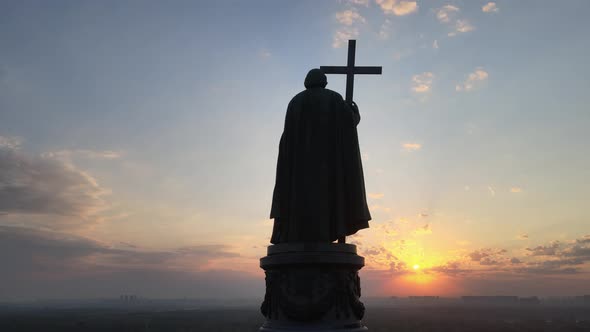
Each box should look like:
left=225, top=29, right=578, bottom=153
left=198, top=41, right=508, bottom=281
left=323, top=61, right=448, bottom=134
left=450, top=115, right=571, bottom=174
left=320, top=40, right=382, bottom=104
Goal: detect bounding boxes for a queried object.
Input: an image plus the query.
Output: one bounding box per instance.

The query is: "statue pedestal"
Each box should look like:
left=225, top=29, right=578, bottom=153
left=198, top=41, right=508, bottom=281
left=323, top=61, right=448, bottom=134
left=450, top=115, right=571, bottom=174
left=259, top=243, right=368, bottom=332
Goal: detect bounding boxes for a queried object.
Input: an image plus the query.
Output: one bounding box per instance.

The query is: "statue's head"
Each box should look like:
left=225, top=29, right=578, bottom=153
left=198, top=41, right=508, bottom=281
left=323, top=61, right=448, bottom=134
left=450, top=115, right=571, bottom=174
left=304, top=68, right=327, bottom=89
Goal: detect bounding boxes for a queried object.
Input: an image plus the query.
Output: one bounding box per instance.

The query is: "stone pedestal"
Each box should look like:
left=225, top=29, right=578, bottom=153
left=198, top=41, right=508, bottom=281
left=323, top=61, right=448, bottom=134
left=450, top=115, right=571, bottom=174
left=259, top=243, right=368, bottom=332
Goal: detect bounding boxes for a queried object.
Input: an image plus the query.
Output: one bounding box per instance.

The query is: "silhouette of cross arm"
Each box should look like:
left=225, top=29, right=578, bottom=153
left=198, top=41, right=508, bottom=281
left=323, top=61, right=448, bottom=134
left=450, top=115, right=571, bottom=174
left=320, top=40, right=382, bottom=103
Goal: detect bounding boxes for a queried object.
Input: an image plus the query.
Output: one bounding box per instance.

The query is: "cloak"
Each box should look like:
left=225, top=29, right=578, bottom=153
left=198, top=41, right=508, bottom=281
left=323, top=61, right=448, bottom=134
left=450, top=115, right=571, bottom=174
left=270, top=78, right=371, bottom=244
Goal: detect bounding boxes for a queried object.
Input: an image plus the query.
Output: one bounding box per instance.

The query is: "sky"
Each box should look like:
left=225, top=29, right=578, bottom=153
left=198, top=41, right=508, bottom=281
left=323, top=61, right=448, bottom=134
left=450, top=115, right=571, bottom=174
left=1, top=0, right=589, bottom=300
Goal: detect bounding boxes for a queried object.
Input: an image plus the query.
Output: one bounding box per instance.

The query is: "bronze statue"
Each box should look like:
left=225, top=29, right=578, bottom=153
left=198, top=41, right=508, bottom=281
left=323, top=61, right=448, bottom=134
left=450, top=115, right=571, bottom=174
left=270, top=68, right=371, bottom=243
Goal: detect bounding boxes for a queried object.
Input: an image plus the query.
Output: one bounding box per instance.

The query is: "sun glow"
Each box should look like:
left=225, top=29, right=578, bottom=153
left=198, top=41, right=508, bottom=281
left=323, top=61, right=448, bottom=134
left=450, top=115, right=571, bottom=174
left=413, top=264, right=420, bottom=270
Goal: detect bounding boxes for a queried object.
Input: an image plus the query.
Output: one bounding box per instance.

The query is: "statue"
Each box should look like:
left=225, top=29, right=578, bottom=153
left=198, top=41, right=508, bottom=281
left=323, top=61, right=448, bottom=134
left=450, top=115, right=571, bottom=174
left=269, top=68, right=371, bottom=244
left=260, top=40, right=381, bottom=332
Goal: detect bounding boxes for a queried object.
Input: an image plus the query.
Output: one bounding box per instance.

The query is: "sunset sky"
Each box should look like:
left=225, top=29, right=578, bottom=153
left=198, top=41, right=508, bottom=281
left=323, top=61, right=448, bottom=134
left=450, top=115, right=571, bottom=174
left=1, top=0, right=589, bottom=300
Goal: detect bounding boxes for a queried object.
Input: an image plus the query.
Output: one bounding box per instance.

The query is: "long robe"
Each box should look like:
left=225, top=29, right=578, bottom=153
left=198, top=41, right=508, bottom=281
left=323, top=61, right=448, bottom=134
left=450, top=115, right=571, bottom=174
left=270, top=87, right=371, bottom=244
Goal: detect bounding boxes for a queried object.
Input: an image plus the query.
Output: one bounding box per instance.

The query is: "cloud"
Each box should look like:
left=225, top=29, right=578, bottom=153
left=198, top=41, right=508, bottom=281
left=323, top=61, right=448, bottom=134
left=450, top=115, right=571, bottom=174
left=515, top=256, right=585, bottom=275
left=456, top=68, right=489, bottom=92
left=468, top=248, right=507, bottom=263
left=361, top=245, right=409, bottom=273
left=436, top=5, right=459, bottom=23
left=526, top=242, right=560, bottom=256
left=0, top=136, right=22, bottom=149
left=402, top=142, right=422, bottom=151
left=517, top=233, right=529, bottom=240
left=347, top=0, right=370, bottom=6
left=258, top=49, right=272, bottom=58
left=456, top=19, right=475, bottom=33
left=333, top=27, right=359, bottom=48
left=0, top=144, right=107, bottom=225
left=482, top=2, right=499, bottom=13
left=365, top=234, right=590, bottom=294
left=335, top=9, right=366, bottom=26
left=429, top=261, right=471, bottom=276
left=576, top=235, right=590, bottom=244
left=376, top=0, right=418, bottom=16
left=562, top=245, right=590, bottom=258
left=436, top=5, right=475, bottom=37
left=487, top=186, right=496, bottom=197
left=368, top=193, right=384, bottom=199
left=43, top=149, right=123, bottom=160
left=432, top=39, right=439, bottom=49
left=413, top=224, right=432, bottom=235
left=378, top=19, right=392, bottom=39
left=510, top=187, right=523, bottom=193
left=411, top=72, right=434, bottom=93
left=0, top=226, right=258, bottom=299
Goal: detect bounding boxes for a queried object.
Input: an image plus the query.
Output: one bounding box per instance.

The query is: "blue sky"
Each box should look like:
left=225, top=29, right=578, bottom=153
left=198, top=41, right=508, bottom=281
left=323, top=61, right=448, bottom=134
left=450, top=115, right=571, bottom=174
left=1, top=0, right=589, bottom=299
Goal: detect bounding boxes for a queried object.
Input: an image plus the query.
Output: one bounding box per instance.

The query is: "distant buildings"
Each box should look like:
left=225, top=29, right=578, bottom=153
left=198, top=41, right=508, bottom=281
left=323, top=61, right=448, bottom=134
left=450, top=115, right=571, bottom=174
left=519, top=296, right=540, bottom=305
left=461, top=296, right=540, bottom=305
left=120, top=294, right=139, bottom=303
left=462, top=296, right=519, bottom=305
left=409, top=296, right=440, bottom=301
left=386, top=295, right=590, bottom=307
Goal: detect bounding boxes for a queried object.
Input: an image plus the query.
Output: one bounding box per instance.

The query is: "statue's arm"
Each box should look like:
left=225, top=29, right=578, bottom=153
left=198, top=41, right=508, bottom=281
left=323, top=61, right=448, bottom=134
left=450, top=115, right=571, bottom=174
left=349, top=101, right=360, bottom=125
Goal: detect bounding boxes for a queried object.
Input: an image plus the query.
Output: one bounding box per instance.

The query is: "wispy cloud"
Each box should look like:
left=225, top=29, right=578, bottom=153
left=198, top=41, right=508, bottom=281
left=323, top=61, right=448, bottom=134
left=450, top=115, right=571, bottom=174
left=43, top=149, right=123, bottom=160
left=436, top=5, right=475, bottom=37
left=432, top=39, right=439, bottom=49
left=0, top=139, right=109, bottom=229
left=402, top=142, right=422, bottom=151
left=411, top=72, right=434, bottom=93
left=482, top=2, right=499, bottom=13
left=456, top=68, right=489, bottom=92
left=376, top=0, right=418, bottom=16
left=518, top=233, right=529, bottom=240
left=468, top=248, right=507, bottom=263
left=368, top=193, right=385, bottom=199
left=414, top=224, right=432, bottom=235
left=378, top=19, right=392, bottom=39
left=335, top=9, right=366, bottom=25
left=333, top=27, right=360, bottom=48
left=436, top=5, right=459, bottom=23
left=526, top=242, right=560, bottom=256
left=346, top=0, right=369, bottom=6
left=510, top=187, right=523, bottom=193
left=451, top=19, right=475, bottom=36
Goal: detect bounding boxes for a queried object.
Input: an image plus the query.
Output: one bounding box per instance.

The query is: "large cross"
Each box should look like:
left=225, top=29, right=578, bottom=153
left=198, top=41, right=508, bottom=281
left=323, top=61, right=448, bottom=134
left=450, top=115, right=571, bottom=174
left=321, top=40, right=381, bottom=244
left=320, top=40, right=382, bottom=103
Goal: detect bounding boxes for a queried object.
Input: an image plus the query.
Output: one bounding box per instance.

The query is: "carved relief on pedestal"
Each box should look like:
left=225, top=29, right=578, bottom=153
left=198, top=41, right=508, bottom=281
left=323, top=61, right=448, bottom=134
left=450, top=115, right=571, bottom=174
left=260, top=245, right=366, bottom=324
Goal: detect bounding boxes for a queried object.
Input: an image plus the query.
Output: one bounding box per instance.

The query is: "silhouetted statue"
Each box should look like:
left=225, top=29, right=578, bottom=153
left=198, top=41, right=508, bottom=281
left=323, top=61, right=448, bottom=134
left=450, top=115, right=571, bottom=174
left=270, top=68, right=371, bottom=244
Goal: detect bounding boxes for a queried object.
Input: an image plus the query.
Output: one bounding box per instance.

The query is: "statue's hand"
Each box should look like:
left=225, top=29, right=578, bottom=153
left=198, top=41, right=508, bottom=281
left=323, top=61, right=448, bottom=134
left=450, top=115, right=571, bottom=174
left=348, top=101, right=361, bottom=125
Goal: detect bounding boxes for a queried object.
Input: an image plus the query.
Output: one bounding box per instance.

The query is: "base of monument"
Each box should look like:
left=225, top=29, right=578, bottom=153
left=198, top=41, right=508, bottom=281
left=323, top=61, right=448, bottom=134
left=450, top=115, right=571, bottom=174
left=259, top=243, right=367, bottom=332
left=260, top=324, right=368, bottom=332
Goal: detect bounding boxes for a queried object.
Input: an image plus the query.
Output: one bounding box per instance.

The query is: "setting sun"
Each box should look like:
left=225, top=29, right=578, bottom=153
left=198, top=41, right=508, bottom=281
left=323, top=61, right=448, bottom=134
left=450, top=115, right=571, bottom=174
left=413, top=264, right=420, bottom=270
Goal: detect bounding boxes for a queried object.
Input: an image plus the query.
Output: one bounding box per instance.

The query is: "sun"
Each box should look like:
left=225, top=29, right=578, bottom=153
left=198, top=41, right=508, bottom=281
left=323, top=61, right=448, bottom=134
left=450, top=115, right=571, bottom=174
left=413, top=264, right=420, bottom=270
